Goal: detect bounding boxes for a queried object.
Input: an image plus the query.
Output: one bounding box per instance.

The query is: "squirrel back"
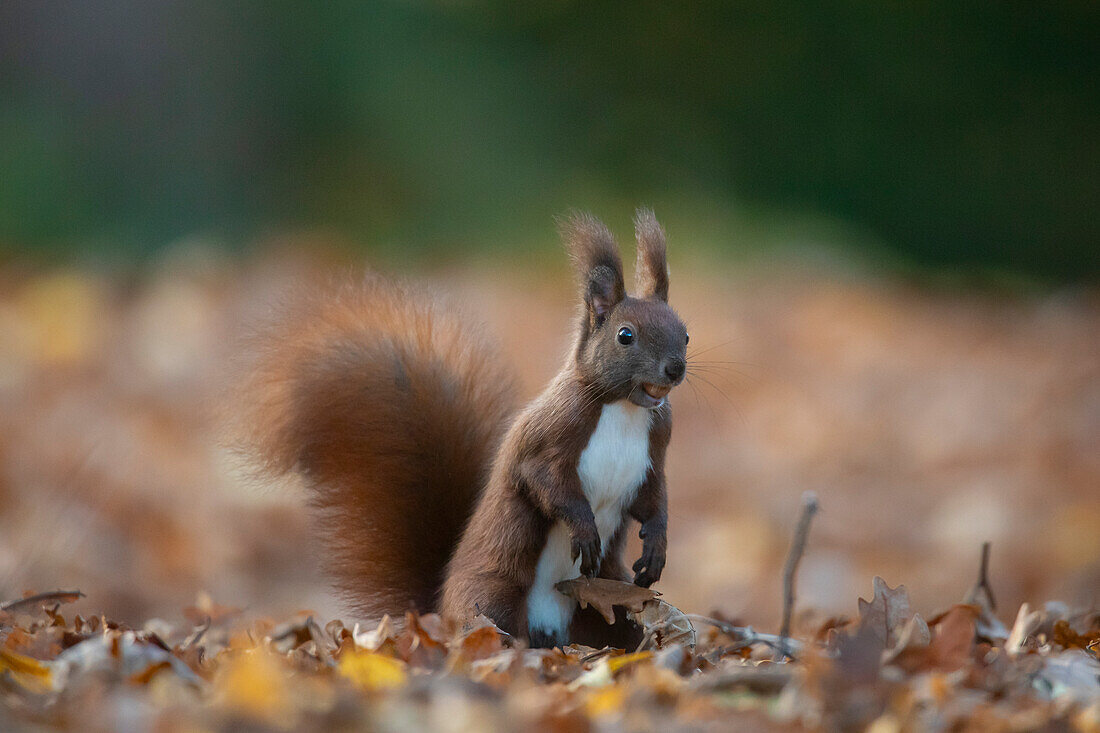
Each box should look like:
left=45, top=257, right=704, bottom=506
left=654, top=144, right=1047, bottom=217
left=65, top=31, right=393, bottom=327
left=235, top=275, right=517, bottom=618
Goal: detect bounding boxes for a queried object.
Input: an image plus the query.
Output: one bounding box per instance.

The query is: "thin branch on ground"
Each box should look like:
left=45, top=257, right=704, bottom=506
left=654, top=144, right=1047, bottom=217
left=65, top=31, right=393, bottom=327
left=0, top=589, right=85, bottom=614
left=691, top=666, right=793, bottom=694
left=775, top=491, right=819, bottom=661
left=685, top=614, right=803, bottom=656
left=964, top=541, right=996, bottom=611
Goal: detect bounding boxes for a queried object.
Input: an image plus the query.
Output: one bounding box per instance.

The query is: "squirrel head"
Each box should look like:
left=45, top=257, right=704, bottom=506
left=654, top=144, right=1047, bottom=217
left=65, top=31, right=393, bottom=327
left=561, top=209, right=688, bottom=410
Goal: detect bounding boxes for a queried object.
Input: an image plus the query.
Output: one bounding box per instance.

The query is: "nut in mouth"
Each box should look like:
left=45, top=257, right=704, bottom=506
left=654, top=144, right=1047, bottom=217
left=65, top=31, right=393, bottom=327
left=642, top=383, right=671, bottom=400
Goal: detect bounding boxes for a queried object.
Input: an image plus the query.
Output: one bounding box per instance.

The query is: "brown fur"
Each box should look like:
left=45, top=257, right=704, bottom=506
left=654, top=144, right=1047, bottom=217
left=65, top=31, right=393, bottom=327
left=633, top=208, right=670, bottom=302
left=237, top=211, right=687, bottom=647
left=234, top=275, right=517, bottom=618
left=440, top=212, right=685, bottom=642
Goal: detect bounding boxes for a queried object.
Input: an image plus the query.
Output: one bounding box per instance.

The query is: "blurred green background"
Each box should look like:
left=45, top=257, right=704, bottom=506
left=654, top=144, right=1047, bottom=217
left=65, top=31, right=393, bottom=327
left=1, top=2, right=1096, bottom=280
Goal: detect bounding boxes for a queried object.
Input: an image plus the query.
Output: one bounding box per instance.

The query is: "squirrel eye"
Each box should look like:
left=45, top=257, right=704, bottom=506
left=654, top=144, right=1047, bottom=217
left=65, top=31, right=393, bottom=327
left=685, top=333, right=690, bottom=345
left=616, top=326, right=634, bottom=345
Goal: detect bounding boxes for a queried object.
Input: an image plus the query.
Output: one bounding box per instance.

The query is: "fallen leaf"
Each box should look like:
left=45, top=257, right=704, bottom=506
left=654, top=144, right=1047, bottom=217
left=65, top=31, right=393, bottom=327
left=585, top=684, right=626, bottom=717
left=555, top=577, right=660, bottom=625
left=857, top=577, right=918, bottom=649
left=1052, top=620, right=1100, bottom=651
left=396, top=612, right=447, bottom=668
left=55, top=631, right=204, bottom=688
left=882, top=613, right=931, bottom=665
left=338, top=649, right=407, bottom=691
left=1006, top=603, right=1044, bottom=656
left=607, top=650, right=654, bottom=674
left=1034, top=650, right=1100, bottom=704
left=353, top=614, right=397, bottom=654
left=456, top=625, right=505, bottom=662
left=926, top=605, right=978, bottom=672
left=214, top=648, right=292, bottom=721
left=567, top=650, right=652, bottom=689
left=0, top=648, right=54, bottom=693
left=834, top=625, right=884, bottom=685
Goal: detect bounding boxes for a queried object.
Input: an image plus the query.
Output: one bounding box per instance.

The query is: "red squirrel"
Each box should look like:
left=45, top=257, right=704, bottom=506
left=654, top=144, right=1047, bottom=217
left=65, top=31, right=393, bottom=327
left=239, top=210, right=687, bottom=648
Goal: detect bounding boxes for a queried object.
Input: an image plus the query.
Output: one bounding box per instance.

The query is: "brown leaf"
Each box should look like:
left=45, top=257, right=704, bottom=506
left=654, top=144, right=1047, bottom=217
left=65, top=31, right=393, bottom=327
left=896, top=604, right=978, bottom=673
left=267, top=616, right=316, bottom=652
left=446, top=625, right=507, bottom=675
left=928, top=606, right=977, bottom=671
left=834, top=625, right=883, bottom=684
left=1052, top=620, right=1100, bottom=651
left=396, top=612, right=447, bottom=669
left=3, top=625, right=64, bottom=661
left=554, top=577, right=660, bottom=625
left=813, top=616, right=852, bottom=643
left=882, top=613, right=931, bottom=665
left=857, top=576, right=918, bottom=649
left=459, top=625, right=505, bottom=660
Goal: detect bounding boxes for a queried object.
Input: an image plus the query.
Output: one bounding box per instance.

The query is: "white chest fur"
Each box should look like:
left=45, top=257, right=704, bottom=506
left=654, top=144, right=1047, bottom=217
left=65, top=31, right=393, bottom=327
left=577, top=401, right=653, bottom=539
left=526, top=401, right=653, bottom=642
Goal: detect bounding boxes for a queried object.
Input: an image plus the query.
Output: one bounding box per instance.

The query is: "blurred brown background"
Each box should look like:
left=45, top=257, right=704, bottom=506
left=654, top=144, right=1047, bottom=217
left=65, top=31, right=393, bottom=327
left=1, top=248, right=1096, bottom=629
left=0, top=2, right=1097, bottom=629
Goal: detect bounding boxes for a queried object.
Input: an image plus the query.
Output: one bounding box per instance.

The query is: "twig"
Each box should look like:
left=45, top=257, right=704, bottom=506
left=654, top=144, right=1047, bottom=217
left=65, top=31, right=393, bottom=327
left=964, top=541, right=996, bottom=611
left=0, top=589, right=85, bottom=614
left=685, top=615, right=802, bottom=655
left=180, top=617, right=211, bottom=651
left=580, top=646, right=615, bottom=663
left=775, top=491, right=819, bottom=661
left=633, top=617, right=695, bottom=653
left=691, top=666, right=793, bottom=694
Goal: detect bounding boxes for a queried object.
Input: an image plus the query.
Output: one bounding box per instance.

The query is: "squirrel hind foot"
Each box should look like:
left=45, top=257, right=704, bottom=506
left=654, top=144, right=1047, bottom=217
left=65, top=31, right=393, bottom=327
left=527, top=627, right=568, bottom=650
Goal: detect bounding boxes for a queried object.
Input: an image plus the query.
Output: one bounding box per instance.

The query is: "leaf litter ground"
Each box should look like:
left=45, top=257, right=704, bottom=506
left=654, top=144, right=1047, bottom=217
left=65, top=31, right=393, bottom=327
left=1, top=573, right=1097, bottom=732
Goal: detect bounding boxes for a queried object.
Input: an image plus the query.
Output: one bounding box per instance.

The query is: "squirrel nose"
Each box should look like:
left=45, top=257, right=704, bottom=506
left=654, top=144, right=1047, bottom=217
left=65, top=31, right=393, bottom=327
left=664, top=358, right=685, bottom=383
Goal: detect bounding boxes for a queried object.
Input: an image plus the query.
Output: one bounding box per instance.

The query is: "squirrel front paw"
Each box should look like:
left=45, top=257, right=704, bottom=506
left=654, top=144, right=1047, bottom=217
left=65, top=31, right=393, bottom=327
left=632, top=521, right=666, bottom=587
left=569, top=524, right=602, bottom=577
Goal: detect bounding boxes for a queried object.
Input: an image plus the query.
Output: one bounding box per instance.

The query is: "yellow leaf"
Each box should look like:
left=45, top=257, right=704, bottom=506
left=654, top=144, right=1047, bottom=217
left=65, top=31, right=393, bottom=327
left=0, top=648, right=53, bottom=693
left=338, top=650, right=406, bottom=691
left=586, top=685, right=625, bottom=717
left=215, top=648, right=291, bottom=721
left=607, top=650, right=653, bottom=675
left=569, top=650, right=656, bottom=691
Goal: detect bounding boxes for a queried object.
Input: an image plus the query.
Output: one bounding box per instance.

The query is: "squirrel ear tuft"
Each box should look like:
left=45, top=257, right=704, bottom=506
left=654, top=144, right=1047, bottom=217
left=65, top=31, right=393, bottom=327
left=558, top=212, right=625, bottom=328
left=633, top=208, right=669, bottom=302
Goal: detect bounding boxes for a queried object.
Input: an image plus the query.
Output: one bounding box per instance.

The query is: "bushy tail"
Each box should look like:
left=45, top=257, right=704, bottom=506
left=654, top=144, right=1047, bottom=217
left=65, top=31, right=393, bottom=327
left=234, top=274, right=517, bottom=618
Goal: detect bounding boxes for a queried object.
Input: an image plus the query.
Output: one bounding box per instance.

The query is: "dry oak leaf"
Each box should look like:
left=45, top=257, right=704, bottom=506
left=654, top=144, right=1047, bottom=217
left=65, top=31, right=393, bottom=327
left=1052, top=620, right=1100, bottom=652
left=882, top=613, right=932, bottom=665
left=555, top=577, right=660, bottom=625
left=893, top=604, right=979, bottom=673
left=858, top=576, right=924, bottom=649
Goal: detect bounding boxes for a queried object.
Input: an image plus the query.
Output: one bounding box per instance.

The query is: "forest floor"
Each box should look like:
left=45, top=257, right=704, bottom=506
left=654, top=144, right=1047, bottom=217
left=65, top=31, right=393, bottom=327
left=1, top=245, right=1097, bottom=730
